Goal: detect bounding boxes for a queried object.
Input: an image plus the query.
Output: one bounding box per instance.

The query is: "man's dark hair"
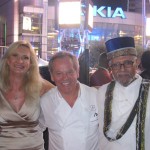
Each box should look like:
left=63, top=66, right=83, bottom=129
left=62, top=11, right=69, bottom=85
left=141, top=50, right=150, bottom=70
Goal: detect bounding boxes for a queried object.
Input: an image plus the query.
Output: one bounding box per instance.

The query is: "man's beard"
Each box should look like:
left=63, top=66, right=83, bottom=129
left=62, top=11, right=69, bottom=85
left=114, top=72, right=136, bottom=87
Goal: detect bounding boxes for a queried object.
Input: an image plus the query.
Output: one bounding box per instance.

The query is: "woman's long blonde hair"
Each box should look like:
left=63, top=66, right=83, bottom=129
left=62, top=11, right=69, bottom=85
left=0, top=40, right=43, bottom=100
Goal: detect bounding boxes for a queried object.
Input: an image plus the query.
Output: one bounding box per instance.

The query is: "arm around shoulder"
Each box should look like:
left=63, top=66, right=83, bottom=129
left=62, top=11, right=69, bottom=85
left=40, top=79, right=55, bottom=96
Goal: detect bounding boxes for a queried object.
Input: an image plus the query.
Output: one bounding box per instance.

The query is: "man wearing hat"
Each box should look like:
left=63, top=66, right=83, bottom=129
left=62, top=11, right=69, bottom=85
left=97, top=36, right=150, bottom=150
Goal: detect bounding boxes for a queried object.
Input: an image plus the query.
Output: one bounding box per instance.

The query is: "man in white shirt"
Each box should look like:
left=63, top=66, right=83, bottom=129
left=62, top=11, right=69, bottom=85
left=97, top=36, right=150, bottom=150
left=39, top=51, right=100, bottom=150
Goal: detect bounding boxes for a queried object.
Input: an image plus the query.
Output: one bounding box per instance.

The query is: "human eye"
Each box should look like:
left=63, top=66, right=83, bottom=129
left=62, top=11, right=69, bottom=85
left=11, top=53, right=18, bottom=58
left=124, top=60, right=134, bottom=67
left=55, top=72, right=62, bottom=77
left=22, top=55, right=30, bottom=60
left=68, top=70, right=74, bottom=75
left=111, top=63, right=120, bottom=70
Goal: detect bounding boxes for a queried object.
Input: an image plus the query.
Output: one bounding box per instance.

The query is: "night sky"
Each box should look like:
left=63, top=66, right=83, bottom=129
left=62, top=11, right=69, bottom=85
left=92, top=0, right=128, bottom=10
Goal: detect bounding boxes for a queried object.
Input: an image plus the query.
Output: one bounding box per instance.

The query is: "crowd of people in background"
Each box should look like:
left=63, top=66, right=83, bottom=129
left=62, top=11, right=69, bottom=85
left=90, top=52, right=112, bottom=88
left=140, top=50, right=150, bottom=79
left=0, top=36, right=150, bottom=150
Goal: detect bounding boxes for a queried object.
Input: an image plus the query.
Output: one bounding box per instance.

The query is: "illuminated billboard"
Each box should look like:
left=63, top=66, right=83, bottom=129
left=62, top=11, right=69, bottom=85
left=88, top=2, right=93, bottom=31
left=59, top=0, right=81, bottom=28
left=146, top=18, right=150, bottom=36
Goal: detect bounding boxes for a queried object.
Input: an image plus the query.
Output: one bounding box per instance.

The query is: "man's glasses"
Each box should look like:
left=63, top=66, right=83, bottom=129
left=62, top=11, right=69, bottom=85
left=110, top=60, right=134, bottom=70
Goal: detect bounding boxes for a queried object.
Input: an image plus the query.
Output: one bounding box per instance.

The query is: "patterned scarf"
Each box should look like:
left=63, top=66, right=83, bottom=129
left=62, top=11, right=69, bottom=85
left=103, top=79, right=150, bottom=150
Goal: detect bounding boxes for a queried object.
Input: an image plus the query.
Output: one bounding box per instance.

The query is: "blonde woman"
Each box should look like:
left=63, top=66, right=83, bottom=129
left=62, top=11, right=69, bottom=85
left=0, top=40, right=54, bottom=149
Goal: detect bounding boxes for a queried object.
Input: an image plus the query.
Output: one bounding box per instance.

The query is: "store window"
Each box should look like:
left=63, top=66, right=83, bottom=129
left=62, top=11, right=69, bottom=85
left=47, top=19, right=59, bottom=60
left=19, top=13, right=42, bottom=35
left=89, top=22, right=142, bottom=48
left=19, top=13, right=43, bottom=57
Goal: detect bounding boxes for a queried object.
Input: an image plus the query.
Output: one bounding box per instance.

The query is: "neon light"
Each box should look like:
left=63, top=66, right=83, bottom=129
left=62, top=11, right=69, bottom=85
left=88, top=3, right=93, bottom=30
left=93, top=6, right=126, bottom=19
left=146, top=18, right=150, bottom=36
left=59, top=2, right=81, bottom=25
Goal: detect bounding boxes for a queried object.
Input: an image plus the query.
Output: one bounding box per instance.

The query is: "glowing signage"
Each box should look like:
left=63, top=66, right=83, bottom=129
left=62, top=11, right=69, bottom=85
left=88, top=3, right=93, bottom=31
left=23, top=16, right=31, bottom=30
left=93, top=6, right=126, bottom=19
left=59, top=1, right=81, bottom=28
left=146, top=18, right=150, bottom=36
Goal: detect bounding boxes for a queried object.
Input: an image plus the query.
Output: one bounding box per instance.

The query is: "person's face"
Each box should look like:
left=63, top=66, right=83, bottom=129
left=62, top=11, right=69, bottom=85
left=7, top=46, right=31, bottom=75
left=51, top=57, right=79, bottom=95
left=109, top=55, right=138, bottom=86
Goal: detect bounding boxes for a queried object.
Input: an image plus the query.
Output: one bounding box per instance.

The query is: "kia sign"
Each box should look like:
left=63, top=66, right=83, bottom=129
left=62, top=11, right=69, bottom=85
left=93, top=6, right=126, bottom=19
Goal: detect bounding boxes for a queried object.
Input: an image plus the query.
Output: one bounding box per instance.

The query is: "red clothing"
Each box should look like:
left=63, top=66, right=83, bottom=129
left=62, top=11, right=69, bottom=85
left=90, top=67, right=112, bottom=87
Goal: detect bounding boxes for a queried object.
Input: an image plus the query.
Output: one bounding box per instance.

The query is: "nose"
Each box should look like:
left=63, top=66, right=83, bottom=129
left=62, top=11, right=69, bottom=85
left=16, top=56, right=24, bottom=62
left=120, top=64, right=125, bottom=70
left=62, top=73, right=68, bottom=79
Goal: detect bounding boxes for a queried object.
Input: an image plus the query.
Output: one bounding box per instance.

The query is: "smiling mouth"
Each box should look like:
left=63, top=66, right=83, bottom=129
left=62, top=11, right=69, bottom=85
left=15, top=67, right=24, bottom=69
left=62, top=82, right=70, bottom=86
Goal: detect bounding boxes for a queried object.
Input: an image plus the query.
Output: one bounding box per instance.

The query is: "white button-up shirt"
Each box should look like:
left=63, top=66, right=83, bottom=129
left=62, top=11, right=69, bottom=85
left=39, top=83, right=100, bottom=150
left=97, top=74, right=150, bottom=150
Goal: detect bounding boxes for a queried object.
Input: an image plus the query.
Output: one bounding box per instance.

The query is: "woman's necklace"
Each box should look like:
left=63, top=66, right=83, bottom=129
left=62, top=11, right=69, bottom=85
left=5, top=89, right=23, bottom=102
left=103, top=79, right=149, bottom=150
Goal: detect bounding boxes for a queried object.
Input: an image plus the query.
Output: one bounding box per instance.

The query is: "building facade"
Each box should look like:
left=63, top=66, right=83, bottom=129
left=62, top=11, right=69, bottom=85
left=0, top=0, right=48, bottom=59
left=0, top=0, right=150, bottom=60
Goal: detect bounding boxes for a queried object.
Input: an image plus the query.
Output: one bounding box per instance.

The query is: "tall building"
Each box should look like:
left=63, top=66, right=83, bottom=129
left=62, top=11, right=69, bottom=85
left=0, top=0, right=149, bottom=60
left=92, top=0, right=128, bottom=11
left=128, top=0, right=141, bottom=12
left=92, top=0, right=150, bottom=14
left=128, top=0, right=150, bottom=14
left=0, top=0, right=48, bottom=59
